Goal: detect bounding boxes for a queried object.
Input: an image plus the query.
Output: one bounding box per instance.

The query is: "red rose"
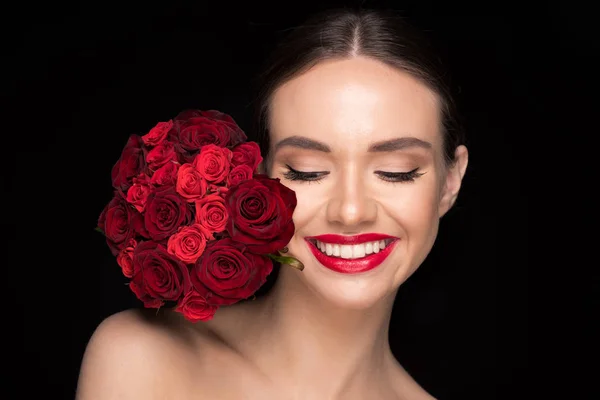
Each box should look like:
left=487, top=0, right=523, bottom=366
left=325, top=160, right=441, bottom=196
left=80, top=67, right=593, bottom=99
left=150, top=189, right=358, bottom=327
left=129, top=280, right=162, bottom=309
left=98, top=191, right=148, bottom=256
left=231, top=142, right=262, bottom=171
left=129, top=241, right=191, bottom=307
left=208, top=185, right=229, bottom=197
left=142, top=120, right=173, bottom=146
left=176, top=163, right=208, bottom=202
left=225, top=175, right=297, bottom=254
left=191, top=238, right=273, bottom=306
left=126, top=173, right=153, bottom=212
left=195, top=194, right=228, bottom=233
left=144, top=187, right=192, bottom=241
left=169, top=110, right=247, bottom=163
left=116, top=238, right=137, bottom=278
left=150, top=161, right=179, bottom=187
left=229, top=164, right=254, bottom=187
left=176, top=289, right=219, bottom=322
left=146, top=140, right=177, bottom=171
left=167, top=223, right=213, bottom=264
left=111, top=135, right=147, bottom=191
left=192, top=144, right=232, bottom=185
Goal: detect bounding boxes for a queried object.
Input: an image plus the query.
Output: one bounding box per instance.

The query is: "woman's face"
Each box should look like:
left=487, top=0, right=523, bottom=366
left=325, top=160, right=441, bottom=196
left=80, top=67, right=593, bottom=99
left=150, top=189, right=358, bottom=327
left=267, top=56, right=467, bottom=310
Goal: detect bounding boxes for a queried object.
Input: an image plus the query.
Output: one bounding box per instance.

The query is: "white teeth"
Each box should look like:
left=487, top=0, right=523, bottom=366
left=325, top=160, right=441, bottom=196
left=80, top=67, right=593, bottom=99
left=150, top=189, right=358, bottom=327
left=314, top=239, right=393, bottom=259
left=340, top=245, right=353, bottom=259
left=325, top=243, right=333, bottom=256
left=332, top=245, right=340, bottom=256
left=352, top=244, right=365, bottom=258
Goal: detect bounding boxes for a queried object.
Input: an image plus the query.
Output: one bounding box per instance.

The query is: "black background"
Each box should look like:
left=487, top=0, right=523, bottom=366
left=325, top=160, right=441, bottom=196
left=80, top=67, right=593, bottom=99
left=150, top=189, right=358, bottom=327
left=5, top=0, right=595, bottom=398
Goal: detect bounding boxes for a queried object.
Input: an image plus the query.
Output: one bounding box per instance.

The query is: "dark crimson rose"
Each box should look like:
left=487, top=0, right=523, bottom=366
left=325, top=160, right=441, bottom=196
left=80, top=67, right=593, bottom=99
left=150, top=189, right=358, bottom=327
left=192, top=144, right=232, bottom=185
left=111, top=135, right=147, bottom=191
left=98, top=190, right=149, bottom=256
left=129, top=240, right=191, bottom=307
left=168, top=110, right=247, bottom=162
left=150, top=161, right=179, bottom=187
left=142, top=120, right=173, bottom=147
left=225, top=175, right=297, bottom=254
left=231, top=142, right=262, bottom=171
left=176, top=289, right=219, bottom=322
left=228, top=164, right=253, bottom=187
left=144, top=187, right=192, bottom=241
left=191, top=238, right=273, bottom=306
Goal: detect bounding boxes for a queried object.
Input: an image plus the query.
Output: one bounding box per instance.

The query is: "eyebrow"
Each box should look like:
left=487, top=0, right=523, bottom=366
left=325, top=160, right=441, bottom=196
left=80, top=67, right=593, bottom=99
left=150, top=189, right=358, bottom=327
left=273, top=135, right=432, bottom=153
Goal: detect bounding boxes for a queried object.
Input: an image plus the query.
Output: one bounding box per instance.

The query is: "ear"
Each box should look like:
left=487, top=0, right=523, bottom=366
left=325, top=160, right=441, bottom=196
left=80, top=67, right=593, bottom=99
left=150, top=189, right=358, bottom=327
left=438, top=145, right=469, bottom=217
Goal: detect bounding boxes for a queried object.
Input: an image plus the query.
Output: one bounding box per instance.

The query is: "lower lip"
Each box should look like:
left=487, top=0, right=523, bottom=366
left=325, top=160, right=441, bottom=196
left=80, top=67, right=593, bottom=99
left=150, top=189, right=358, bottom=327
left=305, top=240, right=399, bottom=274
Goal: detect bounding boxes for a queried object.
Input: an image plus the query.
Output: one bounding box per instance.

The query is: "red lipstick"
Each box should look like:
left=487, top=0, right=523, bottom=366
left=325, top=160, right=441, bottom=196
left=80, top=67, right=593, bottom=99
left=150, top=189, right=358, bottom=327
left=304, top=233, right=399, bottom=274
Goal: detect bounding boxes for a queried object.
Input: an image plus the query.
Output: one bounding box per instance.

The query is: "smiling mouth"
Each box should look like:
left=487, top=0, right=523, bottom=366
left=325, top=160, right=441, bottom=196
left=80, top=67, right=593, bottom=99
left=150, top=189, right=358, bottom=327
left=304, top=237, right=399, bottom=274
left=306, top=238, right=396, bottom=260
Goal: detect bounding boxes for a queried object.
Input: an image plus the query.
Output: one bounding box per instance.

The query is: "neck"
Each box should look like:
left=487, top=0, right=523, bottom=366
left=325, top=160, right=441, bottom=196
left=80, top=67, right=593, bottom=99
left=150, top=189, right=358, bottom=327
left=247, top=266, right=399, bottom=399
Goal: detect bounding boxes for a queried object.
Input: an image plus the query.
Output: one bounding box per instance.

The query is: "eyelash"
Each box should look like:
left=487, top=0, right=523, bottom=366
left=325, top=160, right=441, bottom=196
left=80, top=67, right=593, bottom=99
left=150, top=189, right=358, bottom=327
left=283, top=165, right=424, bottom=183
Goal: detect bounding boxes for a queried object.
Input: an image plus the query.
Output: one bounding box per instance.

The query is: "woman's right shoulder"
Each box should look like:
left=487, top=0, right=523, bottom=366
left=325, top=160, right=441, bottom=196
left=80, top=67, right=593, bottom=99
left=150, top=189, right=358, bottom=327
left=75, top=308, right=203, bottom=399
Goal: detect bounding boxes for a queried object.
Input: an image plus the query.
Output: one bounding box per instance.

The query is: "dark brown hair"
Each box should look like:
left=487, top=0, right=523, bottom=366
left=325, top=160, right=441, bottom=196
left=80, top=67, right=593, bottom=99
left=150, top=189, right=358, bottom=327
left=252, top=7, right=465, bottom=172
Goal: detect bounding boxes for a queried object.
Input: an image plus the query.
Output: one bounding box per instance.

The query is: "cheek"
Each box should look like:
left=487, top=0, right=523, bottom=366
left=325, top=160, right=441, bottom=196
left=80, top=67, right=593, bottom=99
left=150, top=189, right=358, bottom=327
left=288, top=184, right=328, bottom=230
left=378, top=178, right=440, bottom=236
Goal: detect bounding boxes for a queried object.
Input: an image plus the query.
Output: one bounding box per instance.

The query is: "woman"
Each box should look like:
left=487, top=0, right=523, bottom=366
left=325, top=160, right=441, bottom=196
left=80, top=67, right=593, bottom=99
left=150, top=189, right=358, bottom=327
left=76, top=7, right=468, bottom=400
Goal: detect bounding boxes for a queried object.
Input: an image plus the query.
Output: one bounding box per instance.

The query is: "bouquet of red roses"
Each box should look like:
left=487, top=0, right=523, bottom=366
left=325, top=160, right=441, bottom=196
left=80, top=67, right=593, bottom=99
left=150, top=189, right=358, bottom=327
left=96, top=110, right=302, bottom=322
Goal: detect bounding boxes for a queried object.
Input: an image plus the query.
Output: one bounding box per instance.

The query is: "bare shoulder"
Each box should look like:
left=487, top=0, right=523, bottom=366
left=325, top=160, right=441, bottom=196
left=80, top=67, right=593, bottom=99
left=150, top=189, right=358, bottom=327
left=75, top=308, right=202, bottom=399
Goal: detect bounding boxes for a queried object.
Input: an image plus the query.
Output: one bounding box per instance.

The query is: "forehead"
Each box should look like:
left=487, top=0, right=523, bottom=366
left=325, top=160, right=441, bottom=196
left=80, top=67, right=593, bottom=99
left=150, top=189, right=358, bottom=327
left=269, top=57, right=441, bottom=150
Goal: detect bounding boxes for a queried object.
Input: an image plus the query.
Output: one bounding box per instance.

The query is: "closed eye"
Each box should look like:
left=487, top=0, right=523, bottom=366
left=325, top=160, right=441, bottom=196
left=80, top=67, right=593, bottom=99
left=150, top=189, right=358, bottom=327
left=376, top=168, right=425, bottom=183
left=282, top=165, right=425, bottom=183
left=283, top=165, right=329, bottom=182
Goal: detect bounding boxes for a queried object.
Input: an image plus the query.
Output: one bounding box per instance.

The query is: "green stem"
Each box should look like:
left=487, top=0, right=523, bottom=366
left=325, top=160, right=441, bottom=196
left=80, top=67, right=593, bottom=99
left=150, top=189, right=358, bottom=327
left=267, top=253, right=304, bottom=271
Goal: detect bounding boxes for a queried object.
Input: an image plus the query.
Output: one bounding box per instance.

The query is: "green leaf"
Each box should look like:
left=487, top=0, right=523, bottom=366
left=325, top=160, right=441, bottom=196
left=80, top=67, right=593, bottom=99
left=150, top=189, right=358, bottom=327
left=94, top=227, right=104, bottom=235
left=267, top=254, right=304, bottom=271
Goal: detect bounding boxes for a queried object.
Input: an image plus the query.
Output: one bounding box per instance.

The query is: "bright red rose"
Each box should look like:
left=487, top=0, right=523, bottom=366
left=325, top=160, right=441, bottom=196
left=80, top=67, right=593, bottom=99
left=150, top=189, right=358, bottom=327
left=176, top=289, right=219, bottom=322
left=130, top=241, right=191, bottom=307
left=142, top=120, right=173, bottom=146
left=126, top=173, right=153, bottom=212
left=195, top=193, right=228, bottom=233
left=207, top=185, right=229, bottom=197
left=191, top=238, right=273, bottom=306
left=225, top=175, right=297, bottom=254
left=111, top=135, right=147, bottom=191
left=193, top=144, right=232, bottom=185
left=144, top=187, right=192, bottom=241
left=231, top=142, right=262, bottom=171
left=98, top=191, right=148, bottom=256
left=176, top=163, right=208, bottom=202
left=150, top=161, right=179, bottom=187
left=168, top=110, right=247, bottom=163
left=146, top=140, right=177, bottom=171
left=167, top=223, right=213, bottom=264
left=116, top=238, right=137, bottom=278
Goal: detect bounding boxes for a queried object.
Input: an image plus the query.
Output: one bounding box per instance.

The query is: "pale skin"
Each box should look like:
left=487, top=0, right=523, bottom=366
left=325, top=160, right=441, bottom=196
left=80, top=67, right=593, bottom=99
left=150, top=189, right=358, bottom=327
left=76, top=56, right=468, bottom=399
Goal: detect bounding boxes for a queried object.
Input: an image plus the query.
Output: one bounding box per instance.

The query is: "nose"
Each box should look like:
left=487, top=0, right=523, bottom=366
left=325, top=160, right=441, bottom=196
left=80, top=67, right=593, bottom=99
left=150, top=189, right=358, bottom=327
left=326, top=165, right=377, bottom=228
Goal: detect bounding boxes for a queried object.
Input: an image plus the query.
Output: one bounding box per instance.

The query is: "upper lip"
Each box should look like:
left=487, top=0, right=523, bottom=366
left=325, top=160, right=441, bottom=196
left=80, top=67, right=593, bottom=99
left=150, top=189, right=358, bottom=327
left=305, top=233, right=398, bottom=245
